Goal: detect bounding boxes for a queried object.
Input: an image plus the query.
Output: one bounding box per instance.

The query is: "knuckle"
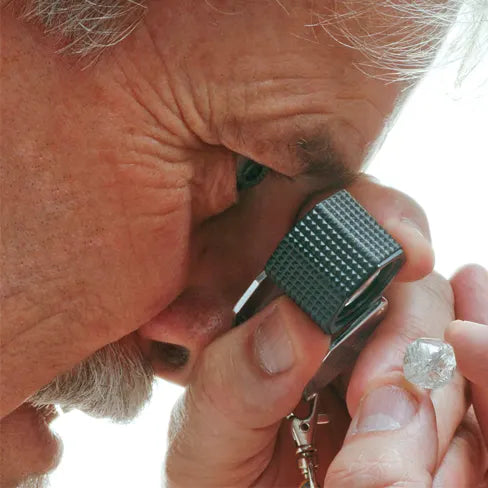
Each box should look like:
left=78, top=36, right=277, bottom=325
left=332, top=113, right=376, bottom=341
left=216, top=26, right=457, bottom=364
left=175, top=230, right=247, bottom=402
left=164, top=450, right=195, bottom=488
left=164, top=396, right=194, bottom=485
left=187, top=346, right=250, bottom=427
left=390, top=186, right=430, bottom=231
left=394, top=273, right=454, bottom=347
left=356, top=180, right=431, bottom=237
left=388, top=482, right=432, bottom=488
left=451, top=263, right=488, bottom=284
left=167, top=394, right=188, bottom=445
left=455, top=416, right=488, bottom=468
left=191, top=353, right=231, bottom=420
left=420, top=272, right=454, bottom=312
left=389, top=187, right=430, bottom=235
left=397, top=311, right=433, bottom=345
left=325, top=448, right=432, bottom=488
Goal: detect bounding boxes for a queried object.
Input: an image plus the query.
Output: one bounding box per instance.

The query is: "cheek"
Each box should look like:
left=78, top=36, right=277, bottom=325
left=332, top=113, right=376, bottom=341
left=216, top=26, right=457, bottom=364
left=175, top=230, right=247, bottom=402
left=0, top=405, right=62, bottom=485
left=106, top=156, right=195, bottom=322
left=118, top=201, right=194, bottom=326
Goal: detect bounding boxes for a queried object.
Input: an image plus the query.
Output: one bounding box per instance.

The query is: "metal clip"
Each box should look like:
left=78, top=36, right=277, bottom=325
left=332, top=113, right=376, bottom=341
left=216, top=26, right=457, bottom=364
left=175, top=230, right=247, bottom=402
left=287, top=394, right=329, bottom=488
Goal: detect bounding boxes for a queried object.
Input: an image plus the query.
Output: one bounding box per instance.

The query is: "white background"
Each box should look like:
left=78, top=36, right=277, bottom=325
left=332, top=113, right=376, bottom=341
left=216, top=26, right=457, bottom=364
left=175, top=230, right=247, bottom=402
left=48, top=49, right=488, bottom=488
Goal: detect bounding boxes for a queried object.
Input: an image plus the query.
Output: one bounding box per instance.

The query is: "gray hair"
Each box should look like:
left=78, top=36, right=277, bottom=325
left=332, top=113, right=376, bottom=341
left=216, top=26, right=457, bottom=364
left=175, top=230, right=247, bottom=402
left=19, top=0, right=146, bottom=56
left=28, top=338, right=154, bottom=422
left=14, top=0, right=488, bottom=81
left=17, top=474, right=49, bottom=488
left=313, top=0, right=488, bottom=82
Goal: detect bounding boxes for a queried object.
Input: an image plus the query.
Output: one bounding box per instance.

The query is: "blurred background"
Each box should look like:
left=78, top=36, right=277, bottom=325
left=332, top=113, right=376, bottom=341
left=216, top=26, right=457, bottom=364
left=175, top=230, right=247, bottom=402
left=48, top=31, right=487, bottom=488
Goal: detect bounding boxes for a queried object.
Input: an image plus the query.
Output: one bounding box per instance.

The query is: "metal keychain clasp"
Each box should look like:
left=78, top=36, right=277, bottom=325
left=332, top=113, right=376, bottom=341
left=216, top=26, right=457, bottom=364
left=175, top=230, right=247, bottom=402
left=287, top=394, right=329, bottom=488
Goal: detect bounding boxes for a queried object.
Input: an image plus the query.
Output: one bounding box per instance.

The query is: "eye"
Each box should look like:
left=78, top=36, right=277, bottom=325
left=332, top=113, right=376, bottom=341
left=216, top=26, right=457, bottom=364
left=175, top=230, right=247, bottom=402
left=236, top=157, right=270, bottom=191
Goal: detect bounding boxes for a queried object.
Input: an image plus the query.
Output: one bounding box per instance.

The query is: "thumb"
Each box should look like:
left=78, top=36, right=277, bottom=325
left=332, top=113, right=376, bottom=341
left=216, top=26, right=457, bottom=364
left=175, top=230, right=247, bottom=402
left=324, top=377, right=438, bottom=488
left=164, top=297, right=329, bottom=487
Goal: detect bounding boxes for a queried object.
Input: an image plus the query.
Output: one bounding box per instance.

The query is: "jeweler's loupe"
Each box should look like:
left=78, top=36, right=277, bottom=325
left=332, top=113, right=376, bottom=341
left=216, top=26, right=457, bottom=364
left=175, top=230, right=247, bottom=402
left=233, top=190, right=405, bottom=400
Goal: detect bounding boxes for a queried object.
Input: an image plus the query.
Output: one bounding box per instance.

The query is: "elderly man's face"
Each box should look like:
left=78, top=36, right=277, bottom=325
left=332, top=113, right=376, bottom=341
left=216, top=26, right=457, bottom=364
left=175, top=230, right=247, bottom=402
left=1, top=0, right=419, bottom=484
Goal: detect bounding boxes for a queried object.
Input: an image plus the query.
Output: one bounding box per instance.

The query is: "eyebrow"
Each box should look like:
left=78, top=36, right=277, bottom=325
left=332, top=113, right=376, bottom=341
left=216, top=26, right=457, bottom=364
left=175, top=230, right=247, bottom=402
left=293, top=136, right=359, bottom=192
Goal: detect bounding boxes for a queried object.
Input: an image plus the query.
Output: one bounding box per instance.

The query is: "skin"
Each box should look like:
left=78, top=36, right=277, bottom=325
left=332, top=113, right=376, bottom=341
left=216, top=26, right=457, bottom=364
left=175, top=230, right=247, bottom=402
left=163, top=269, right=487, bottom=487
left=0, top=0, right=486, bottom=485
left=445, top=266, right=488, bottom=454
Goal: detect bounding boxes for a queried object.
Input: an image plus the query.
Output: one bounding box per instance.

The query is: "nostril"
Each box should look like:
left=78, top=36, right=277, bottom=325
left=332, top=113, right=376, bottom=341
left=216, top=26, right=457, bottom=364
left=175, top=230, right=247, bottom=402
left=152, top=342, right=190, bottom=370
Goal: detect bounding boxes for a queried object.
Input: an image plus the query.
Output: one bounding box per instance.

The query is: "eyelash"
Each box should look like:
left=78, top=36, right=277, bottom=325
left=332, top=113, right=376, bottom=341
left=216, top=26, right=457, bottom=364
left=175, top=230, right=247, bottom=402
left=234, top=155, right=295, bottom=196
left=235, top=158, right=270, bottom=191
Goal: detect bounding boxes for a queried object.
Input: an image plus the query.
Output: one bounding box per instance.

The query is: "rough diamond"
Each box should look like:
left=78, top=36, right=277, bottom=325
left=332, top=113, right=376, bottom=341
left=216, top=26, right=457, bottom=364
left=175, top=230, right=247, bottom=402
left=403, top=338, right=456, bottom=389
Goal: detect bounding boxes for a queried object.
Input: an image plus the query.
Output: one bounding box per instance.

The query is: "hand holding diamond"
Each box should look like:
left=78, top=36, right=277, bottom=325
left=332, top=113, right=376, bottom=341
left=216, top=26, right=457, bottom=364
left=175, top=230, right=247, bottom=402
left=324, top=267, right=488, bottom=487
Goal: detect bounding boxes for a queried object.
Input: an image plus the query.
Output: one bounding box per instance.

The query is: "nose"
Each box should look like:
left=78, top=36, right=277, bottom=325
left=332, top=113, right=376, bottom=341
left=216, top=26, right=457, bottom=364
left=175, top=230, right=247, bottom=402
left=137, top=287, right=234, bottom=383
left=138, top=175, right=313, bottom=385
left=137, top=175, right=433, bottom=386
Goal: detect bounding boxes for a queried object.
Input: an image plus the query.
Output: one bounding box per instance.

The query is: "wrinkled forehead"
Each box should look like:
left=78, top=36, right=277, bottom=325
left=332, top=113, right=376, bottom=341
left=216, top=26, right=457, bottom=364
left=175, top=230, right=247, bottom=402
left=14, top=0, right=458, bottom=80
left=3, top=0, right=459, bottom=183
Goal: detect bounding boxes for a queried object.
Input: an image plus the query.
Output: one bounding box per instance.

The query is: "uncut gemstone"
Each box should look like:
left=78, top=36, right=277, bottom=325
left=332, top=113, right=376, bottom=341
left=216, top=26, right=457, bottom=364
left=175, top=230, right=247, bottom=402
left=403, top=338, right=456, bottom=389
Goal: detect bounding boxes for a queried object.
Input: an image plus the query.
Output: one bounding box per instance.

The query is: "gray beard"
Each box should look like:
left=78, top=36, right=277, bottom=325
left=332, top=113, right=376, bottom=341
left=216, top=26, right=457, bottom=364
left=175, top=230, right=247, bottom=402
left=28, top=338, right=154, bottom=423
left=17, top=474, right=49, bottom=488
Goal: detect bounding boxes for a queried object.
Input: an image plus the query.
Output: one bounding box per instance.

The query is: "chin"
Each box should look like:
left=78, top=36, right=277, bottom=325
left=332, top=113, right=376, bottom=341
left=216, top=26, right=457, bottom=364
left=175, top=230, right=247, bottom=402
left=0, top=404, right=62, bottom=488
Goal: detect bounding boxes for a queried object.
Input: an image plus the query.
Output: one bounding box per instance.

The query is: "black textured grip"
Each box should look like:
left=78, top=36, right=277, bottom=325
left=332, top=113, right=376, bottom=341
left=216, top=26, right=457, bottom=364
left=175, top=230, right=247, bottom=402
left=265, top=190, right=404, bottom=335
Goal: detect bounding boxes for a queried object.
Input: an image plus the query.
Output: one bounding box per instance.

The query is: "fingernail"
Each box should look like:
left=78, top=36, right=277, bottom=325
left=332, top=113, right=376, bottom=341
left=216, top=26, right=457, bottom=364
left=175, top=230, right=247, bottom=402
left=448, top=320, right=488, bottom=341
left=473, top=264, right=488, bottom=288
left=364, top=173, right=380, bottom=184
left=353, top=385, right=418, bottom=434
left=254, top=309, right=295, bottom=375
left=400, top=217, right=426, bottom=239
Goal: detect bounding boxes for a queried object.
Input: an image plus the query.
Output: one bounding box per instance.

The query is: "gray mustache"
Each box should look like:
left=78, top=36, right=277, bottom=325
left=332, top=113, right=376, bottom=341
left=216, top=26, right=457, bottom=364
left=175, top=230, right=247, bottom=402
left=28, top=338, right=154, bottom=423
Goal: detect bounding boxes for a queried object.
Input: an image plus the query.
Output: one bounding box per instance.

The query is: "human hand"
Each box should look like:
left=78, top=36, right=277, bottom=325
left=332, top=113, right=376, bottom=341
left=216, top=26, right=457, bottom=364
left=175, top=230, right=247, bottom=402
left=444, top=265, right=488, bottom=474
left=324, top=265, right=488, bottom=487
left=162, top=183, right=470, bottom=487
